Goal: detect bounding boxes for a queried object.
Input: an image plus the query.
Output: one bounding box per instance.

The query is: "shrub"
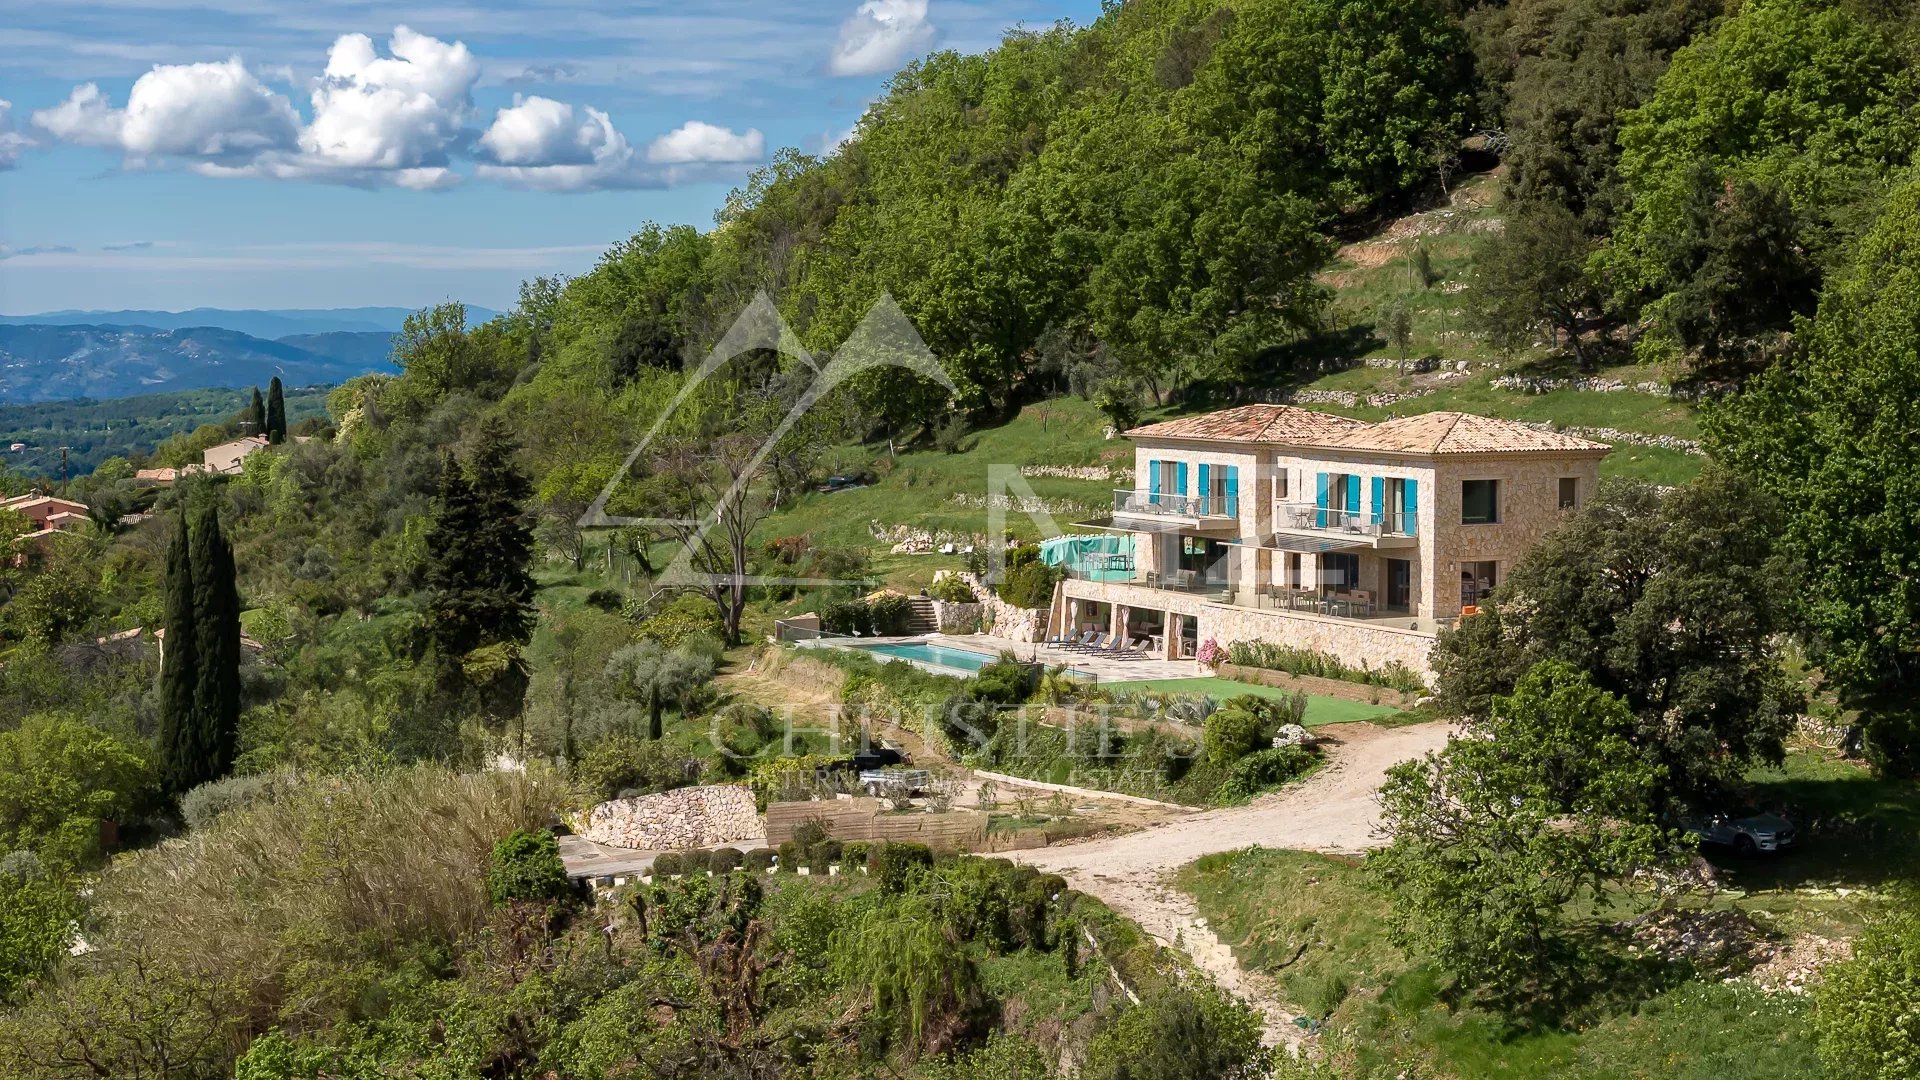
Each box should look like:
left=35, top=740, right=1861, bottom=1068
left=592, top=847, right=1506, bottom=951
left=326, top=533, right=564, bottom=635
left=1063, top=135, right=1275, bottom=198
left=1196, top=638, right=1226, bottom=668
left=929, top=576, right=977, bottom=604
left=681, top=849, right=715, bottom=876
left=841, top=841, right=871, bottom=871
left=776, top=840, right=801, bottom=872
left=633, top=593, right=726, bottom=647
left=575, top=734, right=701, bottom=803
left=742, top=847, right=777, bottom=873
left=180, top=773, right=279, bottom=830
left=1203, top=706, right=1270, bottom=767
left=649, top=852, right=683, bottom=878
left=997, top=557, right=1063, bottom=610
left=1214, top=746, right=1317, bottom=803
left=707, top=847, right=743, bottom=874
left=866, top=592, right=913, bottom=635
left=1816, top=895, right=1920, bottom=1078
left=762, top=535, right=811, bottom=567
left=584, top=588, right=624, bottom=613
left=820, top=598, right=871, bottom=636
left=1225, top=640, right=1425, bottom=693
left=971, top=655, right=1035, bottom=706
left=873, top=841, right=935, bottom=893
left=808, top=840, right=842, bottom=875
left=485, top=828, right=570, bottom=907
left=747, top=755, right=835, bottom=810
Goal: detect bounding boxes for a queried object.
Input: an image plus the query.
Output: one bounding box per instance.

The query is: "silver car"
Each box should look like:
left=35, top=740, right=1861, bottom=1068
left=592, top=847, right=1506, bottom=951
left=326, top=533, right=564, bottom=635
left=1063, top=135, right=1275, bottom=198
left=1687, top=809, right=1796, bottom=855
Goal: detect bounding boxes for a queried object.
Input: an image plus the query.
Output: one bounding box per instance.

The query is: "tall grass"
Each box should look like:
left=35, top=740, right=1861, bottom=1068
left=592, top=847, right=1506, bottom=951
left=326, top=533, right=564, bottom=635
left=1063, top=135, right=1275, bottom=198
left=92, top=765, right=566, bottom=1023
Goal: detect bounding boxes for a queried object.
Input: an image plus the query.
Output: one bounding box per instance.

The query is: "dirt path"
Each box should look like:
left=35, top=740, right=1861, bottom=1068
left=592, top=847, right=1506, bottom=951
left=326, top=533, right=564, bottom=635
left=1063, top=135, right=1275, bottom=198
left=1012, top=719, right=1452, bottom=1046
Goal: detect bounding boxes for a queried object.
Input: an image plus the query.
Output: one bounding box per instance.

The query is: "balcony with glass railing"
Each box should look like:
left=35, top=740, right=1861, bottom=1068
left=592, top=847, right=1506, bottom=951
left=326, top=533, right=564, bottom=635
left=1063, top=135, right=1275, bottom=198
left=1274, top=502, right=1414, bottom=539
left=1112, top=489, right=1239, bottom=519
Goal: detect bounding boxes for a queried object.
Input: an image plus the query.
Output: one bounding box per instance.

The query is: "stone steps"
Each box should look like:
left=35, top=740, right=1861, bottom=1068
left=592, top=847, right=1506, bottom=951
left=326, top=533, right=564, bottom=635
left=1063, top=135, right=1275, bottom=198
left=903, top=596, right=939, bottom=634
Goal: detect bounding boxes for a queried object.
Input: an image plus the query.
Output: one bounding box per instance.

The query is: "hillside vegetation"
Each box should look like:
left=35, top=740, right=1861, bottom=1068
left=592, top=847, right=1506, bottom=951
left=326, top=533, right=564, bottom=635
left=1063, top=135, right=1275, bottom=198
left=5, top=0, right=1920, bottom=1076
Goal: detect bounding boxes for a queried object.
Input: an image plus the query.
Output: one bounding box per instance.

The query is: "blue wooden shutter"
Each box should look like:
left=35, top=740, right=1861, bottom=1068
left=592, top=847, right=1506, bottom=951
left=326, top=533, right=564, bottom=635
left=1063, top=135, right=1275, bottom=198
left=1346, top=474, right=1360, bottom=518
left=1197, top=463, right=1211, bottom=514
left=1148, top=460, right=1160, bottom=505
left=1225, top=466, right=1239, bottom=518
left=1370, top=476, right=1385, bottom=525
left=1402, top=478, right=1418, bottom=536
left=1315, top=472, right=1329, bottom=527
left=1176, top=461, right=1189, bottom=497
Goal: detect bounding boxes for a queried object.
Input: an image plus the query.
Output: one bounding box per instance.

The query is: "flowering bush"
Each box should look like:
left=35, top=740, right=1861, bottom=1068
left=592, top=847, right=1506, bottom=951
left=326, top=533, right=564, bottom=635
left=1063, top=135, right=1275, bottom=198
left=1196, top=638, right=1226, bottom=669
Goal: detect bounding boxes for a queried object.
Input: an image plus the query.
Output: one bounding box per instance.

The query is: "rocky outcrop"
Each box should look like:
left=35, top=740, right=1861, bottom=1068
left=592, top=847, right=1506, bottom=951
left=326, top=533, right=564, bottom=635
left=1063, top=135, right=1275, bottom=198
left=582, top=785, right=763, bottom=851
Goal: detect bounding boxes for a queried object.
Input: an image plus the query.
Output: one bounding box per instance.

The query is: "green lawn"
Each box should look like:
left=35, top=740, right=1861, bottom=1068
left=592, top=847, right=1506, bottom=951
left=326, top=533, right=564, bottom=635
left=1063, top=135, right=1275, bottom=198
left=1110, top=677, right=1398, bottom=725
left=1178, top=847, right=1826, bottom=1079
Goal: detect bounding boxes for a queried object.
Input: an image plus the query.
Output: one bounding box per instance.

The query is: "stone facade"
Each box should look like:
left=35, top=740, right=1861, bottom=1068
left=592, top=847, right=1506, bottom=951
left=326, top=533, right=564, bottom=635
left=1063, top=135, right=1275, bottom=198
left=582, top=784, right=763, bottom=851
left=1197, top=601, right=1437, bottom=681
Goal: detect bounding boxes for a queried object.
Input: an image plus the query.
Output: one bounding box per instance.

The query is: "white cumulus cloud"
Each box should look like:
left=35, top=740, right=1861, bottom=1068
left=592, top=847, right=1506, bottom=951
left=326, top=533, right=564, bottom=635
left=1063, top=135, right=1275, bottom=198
left=0, top=100, right=31, bottom=168
left=32, top=59, right=299, bottom=160
left=827, top=0, right=936, bottom=77
left=300, top=26, right=478, bottom=171
left=646, top=120, right=765, bottom=164
left=479, top=95, right=615, bottom=167
left=24, top=25, right=765, bottom=192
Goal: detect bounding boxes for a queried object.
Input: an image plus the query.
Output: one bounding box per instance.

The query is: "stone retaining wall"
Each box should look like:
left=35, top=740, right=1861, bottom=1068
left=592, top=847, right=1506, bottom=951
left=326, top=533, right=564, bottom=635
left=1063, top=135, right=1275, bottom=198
left=583, top=784, right=764, bottom=851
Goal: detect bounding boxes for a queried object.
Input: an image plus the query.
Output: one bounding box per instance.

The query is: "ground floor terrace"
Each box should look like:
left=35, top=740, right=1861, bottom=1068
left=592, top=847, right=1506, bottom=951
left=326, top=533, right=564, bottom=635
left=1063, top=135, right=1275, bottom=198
left=1051, top=574, right=1442, bottom=680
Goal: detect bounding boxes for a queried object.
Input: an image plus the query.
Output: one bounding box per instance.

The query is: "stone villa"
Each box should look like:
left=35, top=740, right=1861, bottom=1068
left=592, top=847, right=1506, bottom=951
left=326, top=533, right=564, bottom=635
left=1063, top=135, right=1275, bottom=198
left=1051, top=404, right=1609, bottom=676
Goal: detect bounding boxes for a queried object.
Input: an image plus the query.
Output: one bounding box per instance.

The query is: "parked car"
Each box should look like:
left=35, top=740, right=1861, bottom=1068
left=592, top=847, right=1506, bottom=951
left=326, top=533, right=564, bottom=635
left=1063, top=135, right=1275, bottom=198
left=859, top=768, right=931, bottom=799
left=1685, top=808, right=1796, bottom=855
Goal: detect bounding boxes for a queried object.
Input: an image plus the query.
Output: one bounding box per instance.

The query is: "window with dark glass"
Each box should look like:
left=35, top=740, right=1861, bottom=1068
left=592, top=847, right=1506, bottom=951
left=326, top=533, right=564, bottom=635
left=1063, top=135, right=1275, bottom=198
left=1558, top=476, right=1579, bottom=510
left=1461, top=479, right=1500, bottom=524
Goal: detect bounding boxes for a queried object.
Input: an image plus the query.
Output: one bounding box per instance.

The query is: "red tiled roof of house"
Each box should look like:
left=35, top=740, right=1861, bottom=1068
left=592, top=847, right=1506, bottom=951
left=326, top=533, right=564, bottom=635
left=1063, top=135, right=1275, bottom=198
left=1318, top=412, right=1611, bottom=454
left=1125, top=404, right=1369, bottom=444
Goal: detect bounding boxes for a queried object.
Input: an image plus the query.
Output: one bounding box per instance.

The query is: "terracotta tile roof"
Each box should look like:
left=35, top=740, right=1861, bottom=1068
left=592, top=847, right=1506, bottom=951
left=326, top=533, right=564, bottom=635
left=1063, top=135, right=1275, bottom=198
left=1125, top=404, right=1368, bottom=444
left=1318, top=412, right=1611, bottom=455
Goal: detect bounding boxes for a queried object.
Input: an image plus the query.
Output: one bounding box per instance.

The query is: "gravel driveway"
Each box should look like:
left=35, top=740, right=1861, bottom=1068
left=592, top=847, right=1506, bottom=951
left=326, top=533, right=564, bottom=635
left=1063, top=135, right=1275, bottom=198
left=1012, top=719, right=1453, bottom=1045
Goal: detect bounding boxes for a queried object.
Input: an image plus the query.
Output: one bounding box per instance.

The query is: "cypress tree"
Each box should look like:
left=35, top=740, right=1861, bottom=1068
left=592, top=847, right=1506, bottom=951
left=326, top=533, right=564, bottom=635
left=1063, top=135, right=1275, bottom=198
left=156, top=512, right=200, bottom=798
left=265, top=377, right=286, bottom=444
left=247, top=386, right=266, bottom=436
left=189, top=505, right=242, bottom=785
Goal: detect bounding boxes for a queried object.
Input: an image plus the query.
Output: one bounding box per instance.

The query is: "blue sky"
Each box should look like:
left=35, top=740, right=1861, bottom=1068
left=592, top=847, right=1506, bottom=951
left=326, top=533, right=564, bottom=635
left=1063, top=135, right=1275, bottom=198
left=0, top=0, right=1098, bottom=315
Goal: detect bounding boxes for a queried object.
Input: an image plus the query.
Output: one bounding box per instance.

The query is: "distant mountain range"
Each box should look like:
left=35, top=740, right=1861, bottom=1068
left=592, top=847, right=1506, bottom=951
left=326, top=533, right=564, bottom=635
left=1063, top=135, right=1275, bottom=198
left=0, top=305, right=499, bottom=403
left=0, top=305, right=498, bottom=339
left=0, top=324, right=399, bottom=403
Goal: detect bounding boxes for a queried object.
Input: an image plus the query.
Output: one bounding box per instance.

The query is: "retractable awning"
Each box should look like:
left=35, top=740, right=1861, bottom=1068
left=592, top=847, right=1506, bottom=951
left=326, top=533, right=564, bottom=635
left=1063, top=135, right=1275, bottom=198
left=1223, top=533, right=1367, bottom=554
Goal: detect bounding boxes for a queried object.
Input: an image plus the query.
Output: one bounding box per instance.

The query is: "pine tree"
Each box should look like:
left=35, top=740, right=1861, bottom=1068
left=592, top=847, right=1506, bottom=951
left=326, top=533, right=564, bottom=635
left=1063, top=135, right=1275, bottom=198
left=265, top=377, right=286, bottom=444
left=421, top=418, right=537, bottom=729
left=156, top=513, right=200, bottom=798
left=247, top=386, right=266, bottom=436
left=189, top=505, right=241, bottom=785
left=423, top=417, right=535, bottom=658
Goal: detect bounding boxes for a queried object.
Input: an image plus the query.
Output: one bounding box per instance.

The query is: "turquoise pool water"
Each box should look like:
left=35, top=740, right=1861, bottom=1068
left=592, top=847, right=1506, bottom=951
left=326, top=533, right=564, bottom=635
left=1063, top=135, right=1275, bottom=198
left=850, top=640, right=1002, bottom=672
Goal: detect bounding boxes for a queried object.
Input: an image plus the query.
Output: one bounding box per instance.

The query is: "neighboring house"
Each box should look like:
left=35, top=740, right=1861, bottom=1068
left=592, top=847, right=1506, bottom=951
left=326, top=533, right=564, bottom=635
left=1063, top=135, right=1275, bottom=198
left=1056, top=404, right=1608, bottom=675
left=1, top=494, right=91, bottom=531
left=135, top=464, right=213, bottom=485
left=2, top=493, right=93, bottom=558
left=203, top=435, right=270, bottom=474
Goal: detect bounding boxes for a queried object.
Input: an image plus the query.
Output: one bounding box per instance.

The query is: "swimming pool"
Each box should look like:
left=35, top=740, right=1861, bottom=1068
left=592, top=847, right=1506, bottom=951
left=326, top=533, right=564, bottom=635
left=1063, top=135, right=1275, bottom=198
left=850, top=640, right=1003, bottom=673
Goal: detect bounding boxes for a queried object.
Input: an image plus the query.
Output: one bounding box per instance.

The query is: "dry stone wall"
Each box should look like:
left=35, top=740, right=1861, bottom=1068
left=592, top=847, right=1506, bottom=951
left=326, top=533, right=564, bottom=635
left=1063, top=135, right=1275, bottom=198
left=583, top=784, right=764, bottom=851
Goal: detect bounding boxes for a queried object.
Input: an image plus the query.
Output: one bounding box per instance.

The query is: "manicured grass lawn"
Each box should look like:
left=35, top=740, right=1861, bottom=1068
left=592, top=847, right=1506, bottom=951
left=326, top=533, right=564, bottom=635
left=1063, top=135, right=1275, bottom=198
left=1111, top=677, right=1398, bottom=725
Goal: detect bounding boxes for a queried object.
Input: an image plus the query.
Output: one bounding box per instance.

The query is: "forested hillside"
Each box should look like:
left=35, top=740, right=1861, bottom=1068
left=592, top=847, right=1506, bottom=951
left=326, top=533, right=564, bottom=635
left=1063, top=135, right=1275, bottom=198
left=4, top=0, right=1920, bottom=1076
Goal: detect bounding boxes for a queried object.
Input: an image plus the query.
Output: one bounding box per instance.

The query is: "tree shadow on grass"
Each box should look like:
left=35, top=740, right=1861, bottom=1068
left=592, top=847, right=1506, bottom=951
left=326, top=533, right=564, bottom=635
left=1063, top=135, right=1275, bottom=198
left=1706, top=761, right=1920, bottom=892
